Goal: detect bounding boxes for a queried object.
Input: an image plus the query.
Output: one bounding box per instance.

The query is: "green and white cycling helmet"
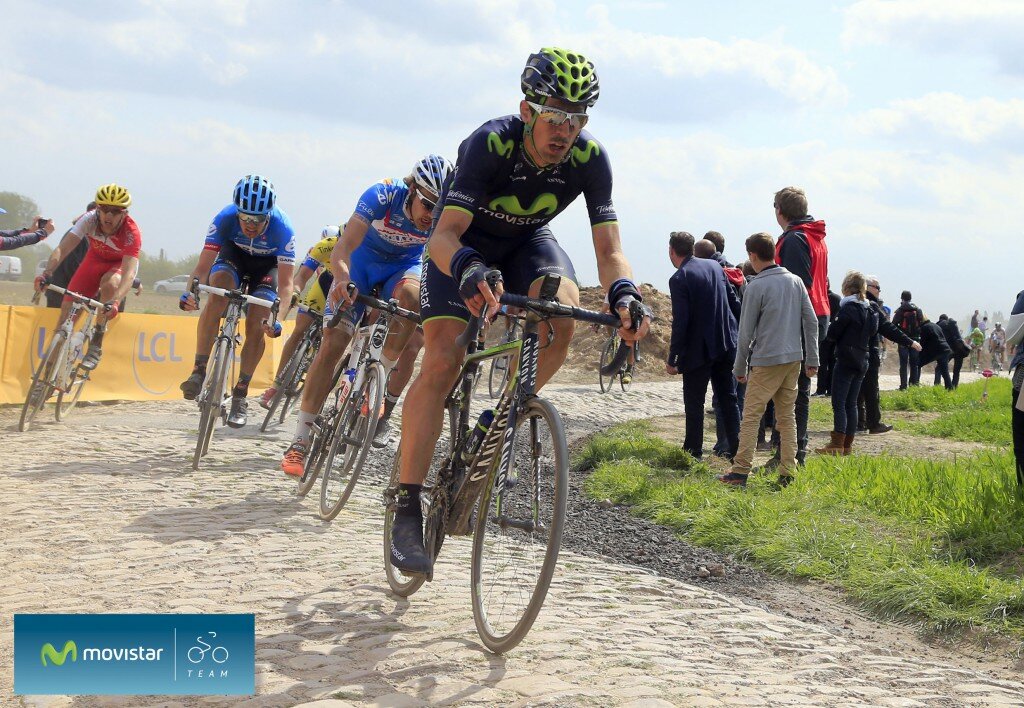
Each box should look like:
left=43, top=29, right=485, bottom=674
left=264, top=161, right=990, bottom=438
left=521, top=47, right=600, bottom=107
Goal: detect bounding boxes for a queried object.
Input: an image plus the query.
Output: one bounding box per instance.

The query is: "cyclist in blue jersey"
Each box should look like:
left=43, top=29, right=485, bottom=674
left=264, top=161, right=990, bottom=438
left=280, top=155, right=452, bottom=475
left=389, top=48, right=652, bottom=574
left=179, top=174, right=296, bottom=427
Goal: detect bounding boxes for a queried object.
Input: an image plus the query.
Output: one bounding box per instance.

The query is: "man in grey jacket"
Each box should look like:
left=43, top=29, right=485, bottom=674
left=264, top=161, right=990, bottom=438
left=720, top=232, right=819, bottom=487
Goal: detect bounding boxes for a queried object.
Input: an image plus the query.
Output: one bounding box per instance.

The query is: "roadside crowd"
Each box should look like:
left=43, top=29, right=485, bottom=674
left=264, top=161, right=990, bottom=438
left=664, top=186, right=1024, bottom=488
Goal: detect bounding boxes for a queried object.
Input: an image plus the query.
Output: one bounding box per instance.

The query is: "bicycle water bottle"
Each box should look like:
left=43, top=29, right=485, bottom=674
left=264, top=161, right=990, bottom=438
left=462, top=409, right=495, bottom=463
left=69, top=331, right=86, bottom=361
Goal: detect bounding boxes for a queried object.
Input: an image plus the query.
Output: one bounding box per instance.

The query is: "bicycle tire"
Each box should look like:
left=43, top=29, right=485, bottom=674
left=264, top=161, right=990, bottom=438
left=319, top=361, right=385, bottom=520
left=488, top=354, right=511, bottom=399
left=55, top=366, right=88, bottom=421
left=298, top=361, right=346, bottom=497
left=598, top=336, right=616, bottom=393
left=619, top=365, right=633, bottom=393
left=19, top=330, right=66, bottom=432
left=281, top=341, right=316, bottom=423
left=260, top=339, right=308, bottom=432
left=192, top=338, right=230, bottom=470
left=471, top=396, right=568, bottom=654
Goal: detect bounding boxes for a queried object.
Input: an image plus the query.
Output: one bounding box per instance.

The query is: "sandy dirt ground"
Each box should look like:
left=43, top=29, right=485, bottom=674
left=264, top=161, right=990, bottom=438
left=2, top=371, right=1023, bottom=707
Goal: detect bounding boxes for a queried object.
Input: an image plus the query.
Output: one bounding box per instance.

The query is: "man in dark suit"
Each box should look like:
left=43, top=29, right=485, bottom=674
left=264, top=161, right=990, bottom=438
left=666, top=231, right=742, bottom=460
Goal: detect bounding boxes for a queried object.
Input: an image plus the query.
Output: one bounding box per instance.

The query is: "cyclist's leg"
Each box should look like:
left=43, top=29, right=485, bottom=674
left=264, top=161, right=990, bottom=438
left=274, top=311, right=312, bottom=380
left=181, top=249, right=236, bottom=397
left=504, top=228, right=579, bottom=390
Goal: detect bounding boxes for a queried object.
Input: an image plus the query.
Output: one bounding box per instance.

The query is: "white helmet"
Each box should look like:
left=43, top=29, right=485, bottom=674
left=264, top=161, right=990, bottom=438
left=322, top=225, right=340, bottom=239
left=411, top=154, right=453, bottom=198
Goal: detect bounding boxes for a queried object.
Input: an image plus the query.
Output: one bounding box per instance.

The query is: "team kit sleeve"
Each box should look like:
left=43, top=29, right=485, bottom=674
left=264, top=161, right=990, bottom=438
left=123, top=221, right=142, bottom=259
left=581, top=139, right=618, bottom=227
left=203, top=209, right=231, bottom=253
left=275, top=225, right=296, bottom=265
left=352, top=181, right=393, bottom=226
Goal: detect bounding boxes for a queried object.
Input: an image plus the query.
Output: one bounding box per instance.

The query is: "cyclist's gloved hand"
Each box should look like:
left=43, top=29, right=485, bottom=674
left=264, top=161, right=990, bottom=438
left=608, top=278, right=652, bottom=340
left=179, top=292, right=198, bottom=311
left=263, top=319, right=283, bottom=338
left=34, top=273, right=50, bottom=293
left=104, top=301, right=120, bottom=320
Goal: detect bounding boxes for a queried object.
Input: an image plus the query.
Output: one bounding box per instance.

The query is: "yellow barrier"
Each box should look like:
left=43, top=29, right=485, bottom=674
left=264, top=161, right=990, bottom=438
left=0, top=306, right=293, bottom=405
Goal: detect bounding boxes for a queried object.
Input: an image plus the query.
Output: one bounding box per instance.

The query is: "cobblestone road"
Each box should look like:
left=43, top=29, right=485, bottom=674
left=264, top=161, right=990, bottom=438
left=2, top=379, right=1022, bottom=707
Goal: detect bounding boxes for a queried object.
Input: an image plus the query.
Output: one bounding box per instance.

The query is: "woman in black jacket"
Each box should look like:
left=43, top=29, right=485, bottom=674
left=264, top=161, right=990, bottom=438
left=817, top=271, right=879, bottom=455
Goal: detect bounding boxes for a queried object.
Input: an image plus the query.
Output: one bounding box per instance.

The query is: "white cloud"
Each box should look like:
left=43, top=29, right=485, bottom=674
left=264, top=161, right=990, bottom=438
left=842, top=0, right=1024, bottom=75
left=853, top=92, right=1024, bottom=145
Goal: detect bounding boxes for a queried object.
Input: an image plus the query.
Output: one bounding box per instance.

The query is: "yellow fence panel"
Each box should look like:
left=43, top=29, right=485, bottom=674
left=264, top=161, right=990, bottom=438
left=0, top=306, right=293, bottom=405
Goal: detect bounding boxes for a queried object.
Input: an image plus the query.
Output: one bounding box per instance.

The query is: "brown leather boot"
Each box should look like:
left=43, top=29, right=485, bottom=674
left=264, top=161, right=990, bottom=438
left=815, top=431, right=845, bottom=455
left=843, top=433, right=855, bottom=456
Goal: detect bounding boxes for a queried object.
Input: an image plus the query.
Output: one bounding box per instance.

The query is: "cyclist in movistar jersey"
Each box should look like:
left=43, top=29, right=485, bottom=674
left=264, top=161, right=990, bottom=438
left=279, top=155, right=452, bottom=475
left=389, top=48, right=652, bottom=574
left=258, top=225, right=340, bottom=408
left=179, top=175, right=295, bottom=428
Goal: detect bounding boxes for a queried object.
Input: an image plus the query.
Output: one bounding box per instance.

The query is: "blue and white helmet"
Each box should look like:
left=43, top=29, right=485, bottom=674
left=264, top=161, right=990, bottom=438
left=411, top=155, right=453, bottom=198
left=233, top=174, right=276, bottom=216
left=322, top=225, right=340, bottom=239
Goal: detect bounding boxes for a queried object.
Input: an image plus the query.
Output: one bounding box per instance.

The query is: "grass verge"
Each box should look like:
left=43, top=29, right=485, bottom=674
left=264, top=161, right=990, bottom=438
left=578, top=420, right=1024, bottom=639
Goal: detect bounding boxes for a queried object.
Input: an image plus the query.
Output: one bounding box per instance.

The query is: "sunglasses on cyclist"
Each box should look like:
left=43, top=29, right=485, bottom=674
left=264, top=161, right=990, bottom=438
left=525, top=100, right=589, bottom=129
left=97, top=205, right=126, bottom=216
left=237, top=212, right=269, bottom=226
left=416, top=191, right=438, bottom=212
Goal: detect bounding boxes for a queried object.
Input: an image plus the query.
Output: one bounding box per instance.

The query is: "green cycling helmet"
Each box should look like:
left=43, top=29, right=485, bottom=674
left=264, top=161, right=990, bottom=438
left=521, top=47, right=600, bottom=107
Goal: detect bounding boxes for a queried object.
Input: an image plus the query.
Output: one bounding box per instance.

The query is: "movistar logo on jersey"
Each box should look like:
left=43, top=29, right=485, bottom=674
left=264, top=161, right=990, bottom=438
left=487, top=132, right=515, bottom=158
left=488, top=193, right=559, bottom=216
left=41, top=641, right=77, bottom=667
left=570, top=140, right=601, bottom=167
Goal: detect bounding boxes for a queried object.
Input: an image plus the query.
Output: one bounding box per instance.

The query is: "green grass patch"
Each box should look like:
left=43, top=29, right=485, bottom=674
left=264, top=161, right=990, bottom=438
left=881, top=378, right=1010, bottom=412
left=577, top=421, right=1024, bottom=638
left=885, top=379, right=1012, bottom=446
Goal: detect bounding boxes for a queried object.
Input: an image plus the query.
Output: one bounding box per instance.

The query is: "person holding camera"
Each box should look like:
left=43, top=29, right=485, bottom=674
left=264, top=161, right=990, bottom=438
left=0, top=210, right=55, bottom=251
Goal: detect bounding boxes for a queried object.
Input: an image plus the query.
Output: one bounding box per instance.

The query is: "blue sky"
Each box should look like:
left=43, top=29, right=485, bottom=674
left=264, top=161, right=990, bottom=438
left=3, top=0, right=1023, bottom=322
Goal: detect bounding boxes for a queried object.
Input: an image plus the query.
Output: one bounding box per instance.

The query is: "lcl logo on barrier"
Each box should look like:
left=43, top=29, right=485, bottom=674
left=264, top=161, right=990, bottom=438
left=133, top=331, right=187, bottom=395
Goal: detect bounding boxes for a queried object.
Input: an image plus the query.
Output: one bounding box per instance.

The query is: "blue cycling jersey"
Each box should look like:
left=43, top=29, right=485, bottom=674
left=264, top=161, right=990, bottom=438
left=204, top=204, right=296, bottom=264
left=350, top=179, right=430, bottom=261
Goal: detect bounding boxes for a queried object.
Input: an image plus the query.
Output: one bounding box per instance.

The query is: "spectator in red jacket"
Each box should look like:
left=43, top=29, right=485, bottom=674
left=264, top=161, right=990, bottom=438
left=768, top=186, right=829, bottom=467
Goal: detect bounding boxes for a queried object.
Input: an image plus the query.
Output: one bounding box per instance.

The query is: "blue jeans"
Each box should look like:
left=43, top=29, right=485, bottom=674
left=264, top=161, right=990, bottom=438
left=831, top=363, right=866, bottom=436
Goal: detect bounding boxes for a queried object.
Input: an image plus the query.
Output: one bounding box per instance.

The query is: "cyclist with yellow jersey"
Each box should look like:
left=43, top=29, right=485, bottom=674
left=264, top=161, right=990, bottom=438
left=259, top=225, right=339, bottom=408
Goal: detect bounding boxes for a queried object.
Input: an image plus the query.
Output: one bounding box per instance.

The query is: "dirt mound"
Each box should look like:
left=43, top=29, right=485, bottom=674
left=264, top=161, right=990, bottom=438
left=559, top=283, right=673, bottom=382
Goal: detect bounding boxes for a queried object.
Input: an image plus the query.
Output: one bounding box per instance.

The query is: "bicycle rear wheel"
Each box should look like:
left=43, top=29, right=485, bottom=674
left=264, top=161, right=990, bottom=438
left=192, top=339, right=230, bottom=470
left=471, top=396, right=568, bottom=654
left=19, top=331, right=66, bottom=432
left=260, top=339, right=308, bottom=432
left=598, top=336, right=616, bottom=393
left=319, top=362, right=385, bottom=520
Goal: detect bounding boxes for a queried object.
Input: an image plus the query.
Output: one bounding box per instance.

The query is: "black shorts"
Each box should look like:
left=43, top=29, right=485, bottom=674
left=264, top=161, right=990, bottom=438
left=210, top=240, right=279, bottom=301
left=420, top=226, right=577, bottom=324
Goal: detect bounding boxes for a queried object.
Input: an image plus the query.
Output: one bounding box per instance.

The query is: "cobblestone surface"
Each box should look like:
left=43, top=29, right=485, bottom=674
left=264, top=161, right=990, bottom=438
left=2, top=377, right=1022, bottom=707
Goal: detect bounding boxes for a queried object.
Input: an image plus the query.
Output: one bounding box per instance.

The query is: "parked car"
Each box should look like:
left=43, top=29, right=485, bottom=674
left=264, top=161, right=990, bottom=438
left=0, top=256, right=22, bottom=281
left=153, top=274, right=191, bottom=294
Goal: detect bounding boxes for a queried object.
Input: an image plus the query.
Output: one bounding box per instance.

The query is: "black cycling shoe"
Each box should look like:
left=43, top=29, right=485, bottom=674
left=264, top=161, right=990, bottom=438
left=180, top=371, right=204, bottom=400
left=80, top=346, right=102, bottom=371
left=226, top=396, right=248, bottom=428
left=390, top=514, right=430, bottom=575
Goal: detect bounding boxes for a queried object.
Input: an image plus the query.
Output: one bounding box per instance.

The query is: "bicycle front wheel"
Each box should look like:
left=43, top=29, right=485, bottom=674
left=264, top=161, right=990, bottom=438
left=19, top=331, right=66, bottom=432
left=319, top=362, right=385, bottom=520
left=55, top=366, right=89, bottom=421
left=471, top=396, right=568, bottom=654
left=488, top=354, right=512, bottom=399
left=598, top=336, right=616, bottom=393
left=192, top=338, right=230, bottom=470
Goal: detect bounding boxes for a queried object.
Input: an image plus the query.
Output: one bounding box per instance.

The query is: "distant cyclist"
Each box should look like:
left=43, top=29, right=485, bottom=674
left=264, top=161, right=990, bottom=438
left=35, top=184, right=141, bottom=371
left=389, top=48, right=652, bottom=574
left=259, top=225, right=340, bottom=408
left=990, top=322, right=1006, bottom=370
left=279, top=155, right=452, bottom=475
left=179, top=175, right=295, bottom=428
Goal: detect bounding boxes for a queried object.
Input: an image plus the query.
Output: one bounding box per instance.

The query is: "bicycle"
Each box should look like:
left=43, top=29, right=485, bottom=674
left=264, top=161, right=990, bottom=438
left=599, top=329, right=639, bottom=393
left=487, top=311, right=524, bottom=399
left=187, top=632, right=229, bottom=664
left=381, top=273, right=639, bottom=653
left=19, top=285, right=108, bottom=432
left=297, top=285, right=420, bottom=520
left=190, top=278, right=279, bottom=470
left=260, top=312, right=323, bottom=432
